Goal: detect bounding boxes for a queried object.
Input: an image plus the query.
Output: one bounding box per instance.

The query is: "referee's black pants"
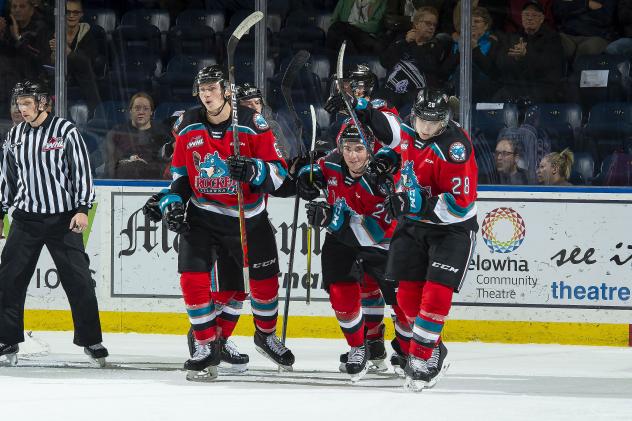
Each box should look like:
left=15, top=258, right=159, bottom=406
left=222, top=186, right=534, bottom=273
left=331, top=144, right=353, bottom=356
left=0, top=209, right=103, bottom=346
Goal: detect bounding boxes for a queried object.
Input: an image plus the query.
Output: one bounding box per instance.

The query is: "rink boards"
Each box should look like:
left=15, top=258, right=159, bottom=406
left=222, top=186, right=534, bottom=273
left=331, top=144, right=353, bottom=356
left=7, top=182, right=632, bottom=346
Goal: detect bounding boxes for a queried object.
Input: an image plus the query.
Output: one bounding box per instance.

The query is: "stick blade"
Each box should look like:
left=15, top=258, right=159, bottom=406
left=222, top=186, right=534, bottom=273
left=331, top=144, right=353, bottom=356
left=336, top=41, right=347, bottom=81
left=309, top=104, right=317, bottom=152
left=227, top=11, right=263, bottom=54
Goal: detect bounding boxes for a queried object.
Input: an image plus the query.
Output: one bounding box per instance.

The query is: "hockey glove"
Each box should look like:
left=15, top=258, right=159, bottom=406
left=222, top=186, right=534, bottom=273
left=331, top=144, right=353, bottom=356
left=226, top=155, right=267, bottom=186
left=324, top=92, right=357, bottom=115
left=162, top=201, right=189, bottom=234
left=296, top=165, right=324, bottom=201
left=142, top=190, right=168, bottom=223
left=384, top=188, right=423, bottom=219
left=369, top=148, right=401, bottom=177
left=305, top=201, right=333, bottom=227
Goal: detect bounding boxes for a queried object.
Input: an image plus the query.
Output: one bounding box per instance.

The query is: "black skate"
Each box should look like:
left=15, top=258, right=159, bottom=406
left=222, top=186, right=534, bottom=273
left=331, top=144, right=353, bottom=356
left=345, top=344, right=369, bottom=383
left=425, top=341, right=449, bottom=388
left=220, top=338, right=249, bottom=373
left=187, top=327, right=249, bottom=373
left=254, top=331, right=294, bottom=371
left=403, top=354, right=433, bottom=392
left=339, top=338, right=387, bottom=374
left=366, top=336, right=388, bottom=372
left=390, top=338, right=407, bottom=377
left=184, top=338, right=221, bottom=382
left=0, top=343, right=19, bottom=366
left=84, top=343, right=108, bottom=368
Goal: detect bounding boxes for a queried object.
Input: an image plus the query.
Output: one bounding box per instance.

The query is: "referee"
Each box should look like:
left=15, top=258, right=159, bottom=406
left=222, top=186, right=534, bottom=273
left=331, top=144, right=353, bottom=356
left=0, top=81, right=108, bottom=367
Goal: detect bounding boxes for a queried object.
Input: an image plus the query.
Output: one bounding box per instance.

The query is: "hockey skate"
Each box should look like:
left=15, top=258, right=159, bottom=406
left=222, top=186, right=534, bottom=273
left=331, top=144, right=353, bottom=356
left=403, top=355, right=433, bottom=392
left=184, top=339, right=221, bottom=382
left=425, top=341, right=450, bottom=389
left=390, top=338, right=407, bottom=377
left=345, top=344, right=369, bottom=383
left=339, top=339, right=387, bottom=374
left=0, top=343, right=19, bottom=366
left=254, top=331, right=294, bottom=371
left=188, top=328, right=249, bottom=373
left=84, top=343, right=108, bottom=368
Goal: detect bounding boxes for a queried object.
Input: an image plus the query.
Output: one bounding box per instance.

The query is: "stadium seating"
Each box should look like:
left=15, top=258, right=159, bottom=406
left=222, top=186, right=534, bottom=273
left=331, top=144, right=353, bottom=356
left=69, top=102, right=90, bottom=128
left=571, top=54, right=631, bottom=110
left=157, top=55, right=218, bottom=101
left=570, top=152, right=595, bottom=185
left=83, top=8, right=117, bottom=39
left=584, top=102, right=632, bottom=157
left=524, top=103, right=582, bottom=151
left=472, top=103, right=520, bottom=145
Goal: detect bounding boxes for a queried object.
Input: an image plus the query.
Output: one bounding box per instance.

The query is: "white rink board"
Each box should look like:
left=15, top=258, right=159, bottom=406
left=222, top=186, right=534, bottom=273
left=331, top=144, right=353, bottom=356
left=13, top=184, right=632, bottom=323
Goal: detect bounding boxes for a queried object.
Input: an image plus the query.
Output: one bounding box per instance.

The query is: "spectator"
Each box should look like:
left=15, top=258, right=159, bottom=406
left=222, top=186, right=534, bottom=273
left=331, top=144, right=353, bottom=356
left=0, top=0, right=51, bottom=78
left=444, top=6, right=500, bottom=102
left=236, top=82, right=294, bottom=160
left=103, top=92, right=170, bottom=179
left=554, top=0, right=616, bottom=61
left=451, top=0, right=507, bottom=35
left=380, top=6, right=451, bottom=103
left=48, top=0, right=101, bottom=114
left=536, top=148, right=574, bottom=185
left=0, top=0, right=50, bottom=116
left=605, top=0, right=632, bottom=57
left=494, top=138, right=529, bottom=184
left=505, top=0, right=555, bottom=33
left=493, top=0, right=564, bottom=103
left=9, top=101, right=23, bottom=125
left=327, top=0, right=388, bottom=57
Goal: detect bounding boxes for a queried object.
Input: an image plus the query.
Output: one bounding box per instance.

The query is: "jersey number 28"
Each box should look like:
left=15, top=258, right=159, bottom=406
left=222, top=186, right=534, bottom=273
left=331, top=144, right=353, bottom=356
left=451, top=177, right=470, bottom=195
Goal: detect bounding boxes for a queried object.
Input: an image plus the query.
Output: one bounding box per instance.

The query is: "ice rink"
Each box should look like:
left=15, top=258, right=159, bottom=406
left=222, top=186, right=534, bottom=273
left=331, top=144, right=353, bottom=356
left=1, top=331, right=631, bottom=421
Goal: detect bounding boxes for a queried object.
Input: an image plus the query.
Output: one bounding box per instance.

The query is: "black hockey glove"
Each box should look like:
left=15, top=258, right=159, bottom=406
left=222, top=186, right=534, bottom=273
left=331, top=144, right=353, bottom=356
left=226, top=155, right=265, bottom=185
left=384, top=189, right=423, bottom=219
left=142, top=191, right=167, bottom=223
left=162, top=201, right=189, bottom=234
left=324, top=92, right=357, bottom=115
left=286, top=155, right=310, bottom=181
left=305, top=201, right=333, bottom=227
left=384, top=192, right=411, bottom=219
left=296, top=166, right=324, bottom=201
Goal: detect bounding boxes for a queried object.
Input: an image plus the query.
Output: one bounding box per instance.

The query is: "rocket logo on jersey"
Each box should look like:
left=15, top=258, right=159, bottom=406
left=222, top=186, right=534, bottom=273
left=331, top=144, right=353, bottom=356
left=193, top=151, right=237, bottom=194
left=449, top=142, right=466, bottom=162
left=400, top=160, right=420, bottom=190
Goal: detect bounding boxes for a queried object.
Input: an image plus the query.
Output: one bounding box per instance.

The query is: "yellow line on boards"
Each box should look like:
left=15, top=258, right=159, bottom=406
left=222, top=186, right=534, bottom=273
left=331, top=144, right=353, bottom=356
left=23, top=310, right=630, bottom=346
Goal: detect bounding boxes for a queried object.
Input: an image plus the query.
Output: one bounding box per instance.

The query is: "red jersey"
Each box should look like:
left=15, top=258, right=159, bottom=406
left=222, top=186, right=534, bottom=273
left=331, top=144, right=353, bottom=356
left=399, top=121, right=478, bottom=231
left=301, top=151, right=396, bottom=250
left=170, top=106, right=287, bottom=218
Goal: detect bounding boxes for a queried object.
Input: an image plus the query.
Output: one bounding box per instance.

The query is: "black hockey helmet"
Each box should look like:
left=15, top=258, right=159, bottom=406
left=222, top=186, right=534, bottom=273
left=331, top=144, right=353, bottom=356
left=12, top=80, right=49, bottom=108
left=412, top=88, right=450, bottom=122
left=337, top=122, right=374, bottom=152
left=236, top=82, right=263, bottom=102
left=345, top=63, right=377, bottom=98
left=411, top=88, right=451, bottom=139
left=192, top=64, right=226, bottom=96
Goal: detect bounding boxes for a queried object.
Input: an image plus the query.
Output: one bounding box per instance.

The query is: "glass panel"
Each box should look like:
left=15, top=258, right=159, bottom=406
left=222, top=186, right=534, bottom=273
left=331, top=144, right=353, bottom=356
left=468, top=1, right=632, bottom=187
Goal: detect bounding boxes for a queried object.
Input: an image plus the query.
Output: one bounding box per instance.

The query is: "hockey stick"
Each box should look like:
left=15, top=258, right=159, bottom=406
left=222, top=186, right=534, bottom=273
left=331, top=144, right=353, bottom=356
left=280, top=50, right=311, bottom=344
left=305, top=104, right=317, bottom=305
left=227, top=10, right=263, bottom=295
left=281, top=50, right=310, bottom=158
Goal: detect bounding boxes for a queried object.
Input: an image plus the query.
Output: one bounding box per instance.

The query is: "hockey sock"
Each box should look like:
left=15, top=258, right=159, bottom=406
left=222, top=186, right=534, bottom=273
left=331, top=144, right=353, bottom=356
left=212, top=291, right=246, bottom=339
left=391, top=303, right=412, bottom=355
left=181, top=272, right=217, bottom=344
left=329, top=282, right=364, bottom=347
left=410, top=280, right=453, bottom=360
left=250, top=276, right=279, bottom=334
left=361, top=275, right=385, bottom=341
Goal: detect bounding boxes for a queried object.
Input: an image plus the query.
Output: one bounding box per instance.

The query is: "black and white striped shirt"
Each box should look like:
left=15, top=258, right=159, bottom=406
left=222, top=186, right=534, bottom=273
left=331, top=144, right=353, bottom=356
left=0, top=114, right=94, bottom=216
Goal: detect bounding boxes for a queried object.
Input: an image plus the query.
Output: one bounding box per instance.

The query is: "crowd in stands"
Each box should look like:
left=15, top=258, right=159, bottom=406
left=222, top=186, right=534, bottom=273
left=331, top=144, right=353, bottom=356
left=0, top=0, right=631, bottom=186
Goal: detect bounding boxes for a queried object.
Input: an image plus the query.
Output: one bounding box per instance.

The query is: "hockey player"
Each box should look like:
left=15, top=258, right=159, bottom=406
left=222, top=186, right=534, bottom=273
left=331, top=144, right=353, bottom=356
left=145, top=65, right=294, bottom=380
left=383, top=89, right=478, bottom=391
left=236, top=83, right=294, bottom=160
left=296, top=122, right=411, bottom=382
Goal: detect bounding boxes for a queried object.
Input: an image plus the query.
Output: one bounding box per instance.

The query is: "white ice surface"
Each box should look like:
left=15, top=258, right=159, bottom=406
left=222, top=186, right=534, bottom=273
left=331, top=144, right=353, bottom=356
left=1, top=331, right=631, bottom=421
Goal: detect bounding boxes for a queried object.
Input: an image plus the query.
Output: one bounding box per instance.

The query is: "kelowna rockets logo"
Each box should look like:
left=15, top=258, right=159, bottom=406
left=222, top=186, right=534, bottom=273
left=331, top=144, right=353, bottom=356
left=193, top=151, right=237, bottom=194
left=400, top=160, right=420, bottom=189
